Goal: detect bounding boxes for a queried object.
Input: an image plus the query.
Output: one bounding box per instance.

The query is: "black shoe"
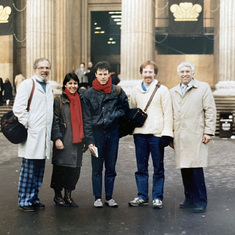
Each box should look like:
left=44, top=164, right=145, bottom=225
left=33, top=203, right=45, bottom=210
left=193, top=207, right=206, bottom=213
left=179, top=201, right=194, bottom=209
left=54, top=197, right=68, bottom=207
left=18, top=206, right=35, bottom=212
left=64, top=189, right=78, bottom=207
left=65, top=199, right=78, bottom=207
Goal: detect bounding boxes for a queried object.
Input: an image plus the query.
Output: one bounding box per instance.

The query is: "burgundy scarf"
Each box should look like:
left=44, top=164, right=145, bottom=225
left=92, top=77, right=112, bottom=94
left=64, top=88, right=84, bottom=143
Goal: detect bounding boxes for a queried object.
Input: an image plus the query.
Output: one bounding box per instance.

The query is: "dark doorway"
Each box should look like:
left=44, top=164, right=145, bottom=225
left=91, top=11, right=121, bottom=74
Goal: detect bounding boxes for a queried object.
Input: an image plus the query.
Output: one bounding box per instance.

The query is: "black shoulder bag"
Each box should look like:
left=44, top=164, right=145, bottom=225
left=1, top=79, right=35, bottom=144
left=118, top=82, right=161, bottom=138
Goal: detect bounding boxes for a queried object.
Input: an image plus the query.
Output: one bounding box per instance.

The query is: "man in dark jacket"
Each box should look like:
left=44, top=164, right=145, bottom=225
left=83, top=61, right=129, bottom=208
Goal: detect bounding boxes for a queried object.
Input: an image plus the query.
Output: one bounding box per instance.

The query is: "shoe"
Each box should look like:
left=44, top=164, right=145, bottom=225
left=64, top=189, right=78, bottom=207
left=18, top=206, right=35, bottom=212
left=54, top=196, right=68, bottom=207
left=180, top=201, right=194, bottom=209
left=54, top=189, right=68, bottom=207
left=193, top=207, right=206, bottom=213
left=65, top=199, right=78, bottom=207
left=152, top=199, right=163, bottom=209
left=128, top=197, right=148, bottom=207
left=33, top=203, right=45, bottom=210
left=105, top=199, right=118, bottom=207
left=94, top=199, right=103, bottom=208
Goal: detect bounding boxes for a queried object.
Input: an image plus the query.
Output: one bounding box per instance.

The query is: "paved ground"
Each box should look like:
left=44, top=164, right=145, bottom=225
left=0, top=133, right=235, bottom=235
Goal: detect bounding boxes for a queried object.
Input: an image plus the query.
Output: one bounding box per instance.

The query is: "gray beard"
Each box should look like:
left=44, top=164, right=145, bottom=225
left=40, top=76, right=48, bottom=83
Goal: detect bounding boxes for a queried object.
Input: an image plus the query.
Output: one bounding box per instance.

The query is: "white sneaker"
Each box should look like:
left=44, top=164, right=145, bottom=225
left=128, top=197, right=149, bottom=207
left=152, top=199, right=163, bottom=209
left=105, top=199, right=118, bottom=207
left=94, top=199, right=103, bottom=208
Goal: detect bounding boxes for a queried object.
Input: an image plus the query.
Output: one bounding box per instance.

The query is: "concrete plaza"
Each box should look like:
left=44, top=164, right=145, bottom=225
left=0, top=133, right=235, bottom=235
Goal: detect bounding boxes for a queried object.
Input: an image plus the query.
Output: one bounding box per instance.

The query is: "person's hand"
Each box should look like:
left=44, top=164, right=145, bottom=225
left=82, top=139, right=88, bottom=153
left=55, top=139, right=64, bottom=150
left=89, top=144, right=96, bottom=155
left=202, top=134, right=212, bottom=144
left=169, top=139, right=174, bottom=149
left=160, top=136, right=173, bottom=148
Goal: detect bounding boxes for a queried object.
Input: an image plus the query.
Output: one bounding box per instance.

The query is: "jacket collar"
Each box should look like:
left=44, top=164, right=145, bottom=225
left=137, top=79, right=159, bottom=93
left=175, top=78, right=198, bottom=95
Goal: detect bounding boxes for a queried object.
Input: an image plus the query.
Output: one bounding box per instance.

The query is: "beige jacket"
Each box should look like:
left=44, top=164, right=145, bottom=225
left=170, top=79, right=216, bottom=169
left=130, top=79, right=173, bottom=137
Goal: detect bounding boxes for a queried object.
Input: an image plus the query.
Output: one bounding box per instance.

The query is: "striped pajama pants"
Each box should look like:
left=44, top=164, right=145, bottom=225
left=18, top=158, right=45, bottom=207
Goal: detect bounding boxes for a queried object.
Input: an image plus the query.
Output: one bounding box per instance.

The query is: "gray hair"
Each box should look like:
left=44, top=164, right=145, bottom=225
left=33, top=58, right=51, bottom=69
left=177, top=62, right=195, bottom=74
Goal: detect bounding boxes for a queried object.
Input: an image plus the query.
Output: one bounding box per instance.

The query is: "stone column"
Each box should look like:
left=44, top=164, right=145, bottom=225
left=26, top=0, right=56, bottom=80
left=214, top=0, right=235, bottom=95
left=56, top=0, right=73, bottom=85
left=120, top=0, right=155, bottom=95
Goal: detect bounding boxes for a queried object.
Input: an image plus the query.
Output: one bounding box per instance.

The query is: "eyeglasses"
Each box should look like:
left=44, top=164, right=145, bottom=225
left=37, top=67, right=51, bottom=70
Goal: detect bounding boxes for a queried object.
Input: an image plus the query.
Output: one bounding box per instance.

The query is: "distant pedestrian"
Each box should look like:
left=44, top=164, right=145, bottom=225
left=170, top=62, right=216, bottom=213
left=13, top=58, right=54, bottom=212
left=85, top=61, right=96, bottom=87
left=15, top=73, right=25, bottom=92
left=3, top=78, right=13, bottom=107
left=110, top=71, right=120, bottom=85
left=75, top=62, right=88, bottom=84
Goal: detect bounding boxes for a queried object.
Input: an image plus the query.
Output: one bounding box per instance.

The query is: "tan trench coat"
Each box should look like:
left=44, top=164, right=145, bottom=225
left=170, top=79, right=216, bottom=169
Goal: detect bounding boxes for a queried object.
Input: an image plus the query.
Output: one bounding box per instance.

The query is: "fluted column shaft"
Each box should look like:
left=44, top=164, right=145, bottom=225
left=121, top=0, right=155, bottom=81
left=56, top=0, right=73, bottom=85
left=214, top=0, right=235, bottom=95
left=26, top=0, right=56, bottom=79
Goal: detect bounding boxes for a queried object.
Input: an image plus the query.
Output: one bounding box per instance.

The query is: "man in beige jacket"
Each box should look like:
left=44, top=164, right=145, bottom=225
left=170, top=62, right=216, bottom=213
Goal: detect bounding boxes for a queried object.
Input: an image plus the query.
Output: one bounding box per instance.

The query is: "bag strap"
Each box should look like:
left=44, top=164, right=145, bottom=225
left=116, top=85, right=122, bottom=95
left=143, top=82, right=161, bottom=112
left=26, top=79, right=35, bottom=112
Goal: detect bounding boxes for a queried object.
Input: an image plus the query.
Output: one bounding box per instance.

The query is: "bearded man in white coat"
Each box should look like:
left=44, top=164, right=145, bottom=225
left=13, top=58, right=54, bottom=212
left=170, top=62, right=216, bottom=213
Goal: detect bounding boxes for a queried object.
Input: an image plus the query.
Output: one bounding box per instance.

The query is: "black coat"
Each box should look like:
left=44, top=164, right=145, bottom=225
left=83, top=85, right=129, bottom=145
left=3, top=81, right=13, bottom=100
left=51, top=93, right=84, bottom=168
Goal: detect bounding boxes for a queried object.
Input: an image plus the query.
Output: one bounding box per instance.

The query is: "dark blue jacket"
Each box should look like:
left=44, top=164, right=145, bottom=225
left=83, top=85, right=129, bottom=145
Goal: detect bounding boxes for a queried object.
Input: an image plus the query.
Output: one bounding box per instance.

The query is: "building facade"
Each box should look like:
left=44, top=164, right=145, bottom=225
left=0, top=0, right=235, bottom=97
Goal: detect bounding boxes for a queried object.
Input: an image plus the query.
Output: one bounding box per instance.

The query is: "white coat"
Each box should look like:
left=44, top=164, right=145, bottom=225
left=13, top=75, right=54, bottom=159
left=170, top=79, right=216, bottom=169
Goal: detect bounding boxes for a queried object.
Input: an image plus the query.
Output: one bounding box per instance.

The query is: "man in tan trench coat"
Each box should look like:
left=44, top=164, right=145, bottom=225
left=170, top=62, right=216, bottom=213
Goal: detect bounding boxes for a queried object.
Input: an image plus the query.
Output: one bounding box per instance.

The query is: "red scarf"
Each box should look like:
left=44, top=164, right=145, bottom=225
left=64, top=88, right=84, bottom=143
left=92, top=77, right=112, bottom=94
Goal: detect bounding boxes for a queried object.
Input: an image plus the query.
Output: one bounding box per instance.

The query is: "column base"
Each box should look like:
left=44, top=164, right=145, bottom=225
left=118, top=80, right=140, bottom=97
left=48, top=80, right=62, bottom=96
left=213, top=81, right=235, bottom=96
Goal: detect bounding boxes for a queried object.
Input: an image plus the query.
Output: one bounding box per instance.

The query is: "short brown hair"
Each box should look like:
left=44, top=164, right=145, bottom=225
left=139, top=61, right=158, bottom=75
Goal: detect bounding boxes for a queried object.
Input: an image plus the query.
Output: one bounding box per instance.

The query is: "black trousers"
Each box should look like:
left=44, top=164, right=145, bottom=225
left=181, top=167, right=207, bottom=208
left=50, top=165, right=81, bottom=191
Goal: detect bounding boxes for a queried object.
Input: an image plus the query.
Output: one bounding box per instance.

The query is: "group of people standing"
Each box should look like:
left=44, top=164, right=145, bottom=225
left=12, top=58, right=216, bottom=214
